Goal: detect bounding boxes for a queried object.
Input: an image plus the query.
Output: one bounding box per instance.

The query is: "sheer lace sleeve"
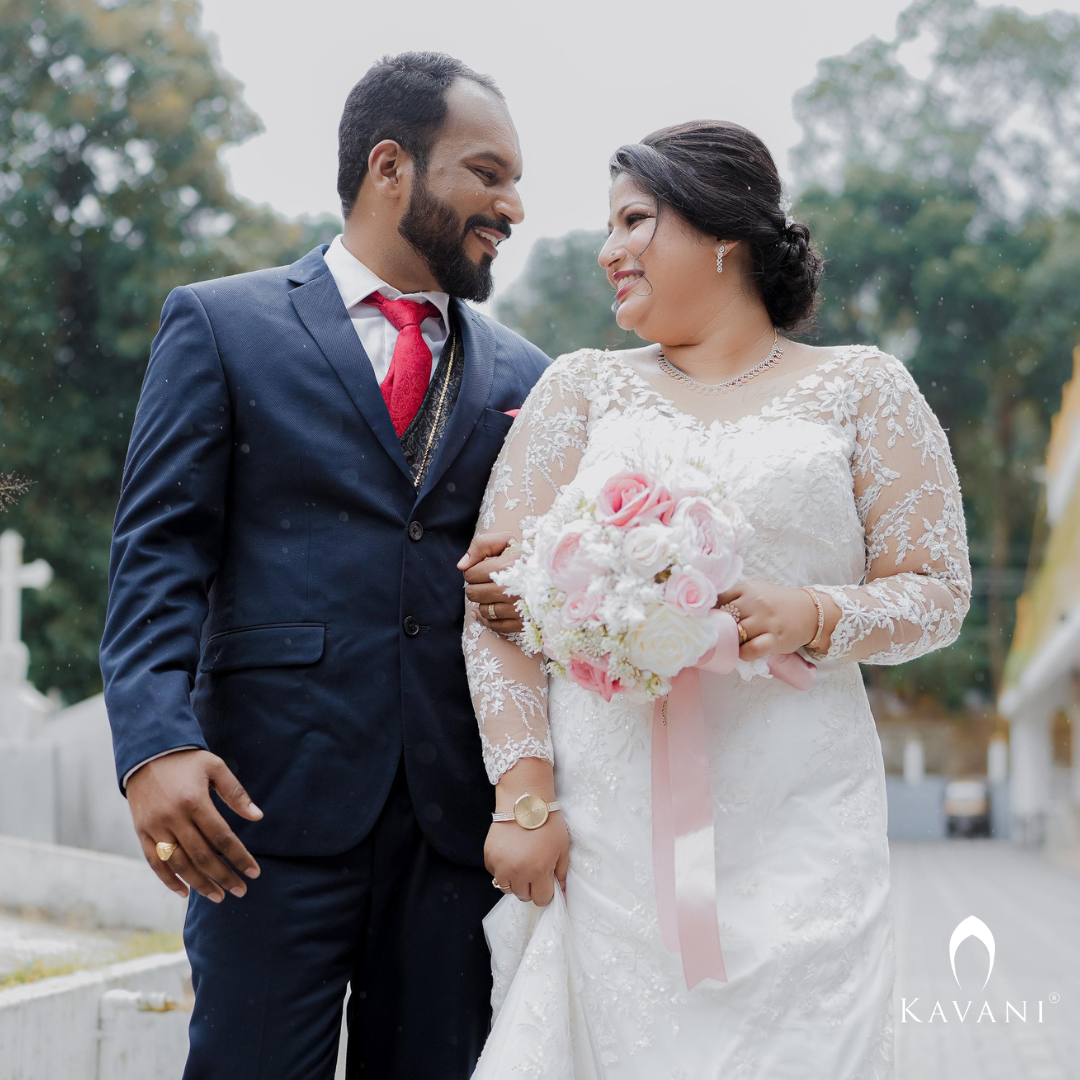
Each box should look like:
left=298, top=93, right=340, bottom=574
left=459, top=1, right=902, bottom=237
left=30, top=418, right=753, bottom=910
left=810, top=352, right=971, bottom=664
left=464, top=351, right=594, bottom=783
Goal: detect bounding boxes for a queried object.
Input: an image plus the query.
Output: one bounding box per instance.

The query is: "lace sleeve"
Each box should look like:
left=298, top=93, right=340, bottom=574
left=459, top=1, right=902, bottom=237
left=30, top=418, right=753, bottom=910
left=464, top=351, right=594, bottom=783
left=811, top=353, right=971, bottom=665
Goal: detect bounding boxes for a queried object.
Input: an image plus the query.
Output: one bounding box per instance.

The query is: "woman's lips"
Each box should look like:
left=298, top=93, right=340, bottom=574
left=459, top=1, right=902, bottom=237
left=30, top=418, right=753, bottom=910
left=615, top=275, right=642, bottom=301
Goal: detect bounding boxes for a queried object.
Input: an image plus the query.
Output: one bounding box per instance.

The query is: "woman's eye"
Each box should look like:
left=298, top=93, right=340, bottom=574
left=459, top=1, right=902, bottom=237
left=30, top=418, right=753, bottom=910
left=627, top=214, right=648, bottom=227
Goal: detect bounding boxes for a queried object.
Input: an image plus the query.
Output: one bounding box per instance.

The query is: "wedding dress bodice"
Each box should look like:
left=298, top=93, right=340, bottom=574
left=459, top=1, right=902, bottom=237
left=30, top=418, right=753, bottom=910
left=465, top=345, right=971, bottom=784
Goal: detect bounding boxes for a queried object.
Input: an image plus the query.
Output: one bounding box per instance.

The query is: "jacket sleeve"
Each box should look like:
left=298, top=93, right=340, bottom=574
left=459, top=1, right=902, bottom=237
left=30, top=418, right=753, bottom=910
left=100, top=286, right=232, bottom=788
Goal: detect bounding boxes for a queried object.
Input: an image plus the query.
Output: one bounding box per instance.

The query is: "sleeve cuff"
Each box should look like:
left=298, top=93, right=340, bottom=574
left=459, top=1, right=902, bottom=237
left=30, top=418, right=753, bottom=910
left=121, top=746, right=202, bottom=791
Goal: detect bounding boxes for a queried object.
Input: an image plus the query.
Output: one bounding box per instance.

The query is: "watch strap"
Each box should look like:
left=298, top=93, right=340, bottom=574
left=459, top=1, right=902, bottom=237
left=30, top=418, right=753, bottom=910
left=491, top=800, right=561, bottom=823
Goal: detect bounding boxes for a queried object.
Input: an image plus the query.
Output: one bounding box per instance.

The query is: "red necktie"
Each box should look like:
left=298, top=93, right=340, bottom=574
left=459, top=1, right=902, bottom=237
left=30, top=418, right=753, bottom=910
left=363, top=291, right=442, bottom=437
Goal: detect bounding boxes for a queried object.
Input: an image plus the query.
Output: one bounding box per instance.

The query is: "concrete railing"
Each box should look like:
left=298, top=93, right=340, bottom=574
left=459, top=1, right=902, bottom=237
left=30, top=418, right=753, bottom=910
left=0, top=951, right=190, bottom=1080
left=0, top=835, right=186, bottom=934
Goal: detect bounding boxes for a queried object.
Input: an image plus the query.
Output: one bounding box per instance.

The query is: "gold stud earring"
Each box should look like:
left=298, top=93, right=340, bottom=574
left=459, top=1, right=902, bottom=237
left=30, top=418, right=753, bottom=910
left=716, top=245, right=726, bottom=274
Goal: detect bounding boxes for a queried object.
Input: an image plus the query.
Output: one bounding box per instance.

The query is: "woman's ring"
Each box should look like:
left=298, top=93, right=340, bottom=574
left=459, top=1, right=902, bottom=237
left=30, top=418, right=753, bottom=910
left=721, top=602, right=741, bottom=622
left=737, top=622, right=749, bottom=646
left=487, top=603, right=498, bottom=621
left=492, top=876, right=511, bottom=891
left=155, top=841, right=178, bottom=862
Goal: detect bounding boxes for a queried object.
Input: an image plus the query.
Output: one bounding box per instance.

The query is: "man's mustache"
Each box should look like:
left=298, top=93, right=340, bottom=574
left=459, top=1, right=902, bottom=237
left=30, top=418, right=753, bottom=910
left=463, top=214, right=512, bottom=244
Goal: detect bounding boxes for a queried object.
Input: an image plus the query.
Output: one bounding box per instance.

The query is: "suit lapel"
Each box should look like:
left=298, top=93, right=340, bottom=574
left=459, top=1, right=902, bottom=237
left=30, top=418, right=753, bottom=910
left=287, top=251, right=412, bottom=482
left=417, top=299, right=495, bottom=499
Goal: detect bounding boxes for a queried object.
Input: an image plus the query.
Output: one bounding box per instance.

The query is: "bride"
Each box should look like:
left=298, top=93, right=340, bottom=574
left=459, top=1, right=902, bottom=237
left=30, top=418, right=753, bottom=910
left=462, top=120, right=970, bottom=1079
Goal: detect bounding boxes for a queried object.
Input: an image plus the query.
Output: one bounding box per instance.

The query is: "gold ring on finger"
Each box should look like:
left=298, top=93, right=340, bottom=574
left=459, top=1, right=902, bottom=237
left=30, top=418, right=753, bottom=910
left=156, top=841, right=178, bottom=862
left=737, top=623, right=749, bottom=646
left=487, top=603, right=497, bottom=621
left=721, top=602, right=741, bottom=623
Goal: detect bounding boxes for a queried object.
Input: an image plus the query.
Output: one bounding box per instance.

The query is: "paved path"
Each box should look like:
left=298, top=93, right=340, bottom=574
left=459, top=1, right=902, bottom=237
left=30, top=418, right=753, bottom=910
left=891, top=841, right=1080, bottom=1080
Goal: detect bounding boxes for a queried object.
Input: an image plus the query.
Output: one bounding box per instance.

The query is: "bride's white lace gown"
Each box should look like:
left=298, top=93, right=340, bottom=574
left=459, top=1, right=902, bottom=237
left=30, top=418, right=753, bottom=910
left=463, top=345, right=971, bottom=1080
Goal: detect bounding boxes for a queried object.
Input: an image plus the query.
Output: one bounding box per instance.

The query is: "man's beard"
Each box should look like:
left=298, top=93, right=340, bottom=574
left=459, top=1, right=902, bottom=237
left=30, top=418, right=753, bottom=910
left=398, top=174, right=509, bottom=303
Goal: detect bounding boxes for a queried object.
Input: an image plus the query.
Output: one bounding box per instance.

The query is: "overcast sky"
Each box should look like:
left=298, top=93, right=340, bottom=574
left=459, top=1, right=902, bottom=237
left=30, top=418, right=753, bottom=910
left=199, top=0, right=1080, bottom=299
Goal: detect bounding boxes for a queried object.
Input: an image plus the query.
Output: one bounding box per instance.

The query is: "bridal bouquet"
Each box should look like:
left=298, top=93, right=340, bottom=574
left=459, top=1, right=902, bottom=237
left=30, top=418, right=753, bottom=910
left=494, top=452, right=751, bottom=701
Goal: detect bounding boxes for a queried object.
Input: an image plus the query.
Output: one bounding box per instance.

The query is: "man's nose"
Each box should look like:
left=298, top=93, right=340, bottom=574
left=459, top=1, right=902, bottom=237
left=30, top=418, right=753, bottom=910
left=494, top=183, right=524, bottom=226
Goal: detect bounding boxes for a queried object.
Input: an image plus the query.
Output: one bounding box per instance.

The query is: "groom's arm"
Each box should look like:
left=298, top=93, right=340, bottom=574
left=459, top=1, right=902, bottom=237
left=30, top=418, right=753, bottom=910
left=101, top=286, right=261, bottom=902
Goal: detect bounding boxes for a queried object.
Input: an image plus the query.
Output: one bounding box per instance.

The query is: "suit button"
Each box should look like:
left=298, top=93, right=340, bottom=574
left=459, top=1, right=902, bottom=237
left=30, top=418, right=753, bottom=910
left=403, top=616, right=420, bottom=637
left=408, top=520, right=424, bottom=541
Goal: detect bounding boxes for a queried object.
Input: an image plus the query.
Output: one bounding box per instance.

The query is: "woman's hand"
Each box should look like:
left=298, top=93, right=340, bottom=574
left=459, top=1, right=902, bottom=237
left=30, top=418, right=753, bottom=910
left=716, top=579, right=839, bottom=660
left=484, top=757, right=569, bottom=907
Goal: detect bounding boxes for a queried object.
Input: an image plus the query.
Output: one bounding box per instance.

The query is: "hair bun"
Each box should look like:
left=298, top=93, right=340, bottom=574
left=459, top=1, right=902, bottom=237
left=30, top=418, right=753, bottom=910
left=759, top=221, right=822, bottom=331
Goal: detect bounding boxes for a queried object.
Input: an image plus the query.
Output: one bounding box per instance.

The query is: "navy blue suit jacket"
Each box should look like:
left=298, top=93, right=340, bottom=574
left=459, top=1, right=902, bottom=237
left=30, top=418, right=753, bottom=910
left=101, top=246, right=549, bottom=865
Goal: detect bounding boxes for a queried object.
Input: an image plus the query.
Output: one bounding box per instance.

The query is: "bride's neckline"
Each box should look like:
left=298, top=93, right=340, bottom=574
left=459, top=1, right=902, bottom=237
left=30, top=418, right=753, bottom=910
left=600, top=344, right=872, bottom=432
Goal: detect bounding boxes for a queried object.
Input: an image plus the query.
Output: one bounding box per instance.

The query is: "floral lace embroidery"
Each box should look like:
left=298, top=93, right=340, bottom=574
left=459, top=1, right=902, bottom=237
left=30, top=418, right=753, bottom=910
left=463, top=344, right=971, bottom=785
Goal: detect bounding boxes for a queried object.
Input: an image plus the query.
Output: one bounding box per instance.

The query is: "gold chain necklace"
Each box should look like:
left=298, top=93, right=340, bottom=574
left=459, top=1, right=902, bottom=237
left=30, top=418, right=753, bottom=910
left=413, top=326, right=456, bottom=488
left=657, top=328, right=783, bottom=395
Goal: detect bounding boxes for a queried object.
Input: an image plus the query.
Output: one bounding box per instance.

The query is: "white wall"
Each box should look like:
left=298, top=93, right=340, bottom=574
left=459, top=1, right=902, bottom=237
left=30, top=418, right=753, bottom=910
left=0, top=836, right=186, bottom=935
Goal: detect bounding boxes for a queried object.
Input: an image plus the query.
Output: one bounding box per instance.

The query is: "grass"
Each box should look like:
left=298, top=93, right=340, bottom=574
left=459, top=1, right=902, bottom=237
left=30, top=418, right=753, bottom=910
left=0, top=930, right=184, bottom=991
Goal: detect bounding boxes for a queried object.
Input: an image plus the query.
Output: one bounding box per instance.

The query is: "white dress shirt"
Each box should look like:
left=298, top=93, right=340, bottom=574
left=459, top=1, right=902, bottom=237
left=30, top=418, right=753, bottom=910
left=322, top=233, right=451, bottom=383
left=122, top=238, right=451, bottom=789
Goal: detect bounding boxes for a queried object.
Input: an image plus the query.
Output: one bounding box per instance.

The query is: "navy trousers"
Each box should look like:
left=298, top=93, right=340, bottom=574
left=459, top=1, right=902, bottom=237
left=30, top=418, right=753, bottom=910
left=182, top=762, right=497, bottom=1079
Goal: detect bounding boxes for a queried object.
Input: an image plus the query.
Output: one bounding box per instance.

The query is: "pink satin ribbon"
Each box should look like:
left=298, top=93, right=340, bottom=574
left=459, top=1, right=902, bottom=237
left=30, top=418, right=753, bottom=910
left=651, top=610, right=816, bottom=989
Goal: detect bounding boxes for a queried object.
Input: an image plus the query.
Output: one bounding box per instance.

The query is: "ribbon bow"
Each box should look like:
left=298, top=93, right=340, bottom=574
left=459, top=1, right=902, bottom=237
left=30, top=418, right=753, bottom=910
left=651, top=610, right=816, bottom=989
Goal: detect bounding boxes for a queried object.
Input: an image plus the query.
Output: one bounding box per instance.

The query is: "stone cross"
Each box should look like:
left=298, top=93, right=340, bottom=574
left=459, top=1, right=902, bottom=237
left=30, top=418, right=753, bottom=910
left=0, top=530, right=53, bottom=684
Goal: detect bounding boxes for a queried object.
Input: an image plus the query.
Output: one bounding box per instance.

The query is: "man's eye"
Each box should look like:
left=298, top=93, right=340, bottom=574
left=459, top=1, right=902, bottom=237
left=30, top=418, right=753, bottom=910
left=475, top=169, right=496, bottom=183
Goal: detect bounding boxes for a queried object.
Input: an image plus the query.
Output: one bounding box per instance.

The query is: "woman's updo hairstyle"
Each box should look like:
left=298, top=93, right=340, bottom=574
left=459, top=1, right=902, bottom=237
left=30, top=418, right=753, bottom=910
left=609, top=121, right=823, bottom=331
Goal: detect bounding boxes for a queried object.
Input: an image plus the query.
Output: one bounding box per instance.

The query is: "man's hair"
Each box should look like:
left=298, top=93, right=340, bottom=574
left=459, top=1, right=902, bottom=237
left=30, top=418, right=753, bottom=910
left=337, top=52, right=502, bottom=217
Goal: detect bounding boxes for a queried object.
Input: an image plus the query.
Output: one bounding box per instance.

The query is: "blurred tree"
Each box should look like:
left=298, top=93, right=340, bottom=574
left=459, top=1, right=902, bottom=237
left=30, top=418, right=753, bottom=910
left=793, top=0, right=1080, bottom=698
left=793, top=0, right=1080, bottom=221
left=496, top=230, right=644, bottom=358
left=0, top=0, right=338, bottom=700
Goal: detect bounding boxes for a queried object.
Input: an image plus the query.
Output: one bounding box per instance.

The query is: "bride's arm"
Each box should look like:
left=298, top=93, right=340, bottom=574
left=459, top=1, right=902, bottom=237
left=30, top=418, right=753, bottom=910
left=462, top=352, right=592, bottom=904
left=807, top=353, right=972, bottom=664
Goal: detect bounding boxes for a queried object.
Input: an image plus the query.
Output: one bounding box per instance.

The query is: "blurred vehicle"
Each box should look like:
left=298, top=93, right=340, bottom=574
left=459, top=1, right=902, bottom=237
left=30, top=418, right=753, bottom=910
left=944, top=778, right=991, bottom=837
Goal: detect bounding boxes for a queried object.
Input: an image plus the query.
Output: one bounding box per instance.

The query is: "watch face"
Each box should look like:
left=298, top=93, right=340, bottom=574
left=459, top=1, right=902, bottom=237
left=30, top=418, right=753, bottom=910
left=514, top=793, right=549, bottom=830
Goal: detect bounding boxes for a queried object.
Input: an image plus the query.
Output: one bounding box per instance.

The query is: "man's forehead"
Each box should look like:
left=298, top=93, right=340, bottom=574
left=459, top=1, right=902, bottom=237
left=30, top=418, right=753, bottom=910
left=439, top=81, right=520, bottom=160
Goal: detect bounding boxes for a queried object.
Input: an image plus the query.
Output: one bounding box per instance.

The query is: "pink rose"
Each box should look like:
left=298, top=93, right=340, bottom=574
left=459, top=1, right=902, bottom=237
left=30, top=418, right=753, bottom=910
left=663, top=567, right=717, bottom=616
left=561, top=589, right=600, bottom=627
left=542, top=522, right=595, bottom=591
left=671, top=497, right=741, bottom=591
left=567, top=654, right=624, bottom=702
left=597, top=471, right=675, bottom=528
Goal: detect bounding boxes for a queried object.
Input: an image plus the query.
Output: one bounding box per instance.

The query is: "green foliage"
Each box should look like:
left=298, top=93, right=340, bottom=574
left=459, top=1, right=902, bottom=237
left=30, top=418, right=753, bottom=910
left=0, top=0, right=339, bottom=700
left=497, top=231, right=644, bottom=359
left=794, top=0, right=1080, bottom=220
left=793, top=0, right=1080, bottom=698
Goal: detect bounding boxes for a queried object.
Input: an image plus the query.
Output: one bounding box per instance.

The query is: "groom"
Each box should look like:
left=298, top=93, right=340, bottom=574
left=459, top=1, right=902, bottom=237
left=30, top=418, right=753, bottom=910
left=100, top=53, right=546, bottom=1078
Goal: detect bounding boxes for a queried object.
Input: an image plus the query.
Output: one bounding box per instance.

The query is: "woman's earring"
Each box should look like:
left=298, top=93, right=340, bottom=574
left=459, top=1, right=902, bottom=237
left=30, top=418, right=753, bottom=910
left=716, top=244, right=726, bottom=274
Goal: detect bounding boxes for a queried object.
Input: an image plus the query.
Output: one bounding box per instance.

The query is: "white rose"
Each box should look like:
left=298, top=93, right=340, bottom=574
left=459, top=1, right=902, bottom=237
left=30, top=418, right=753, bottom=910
left=624, top=604, right=718, bottom=678
left=621, top=523, right=673, bottom=578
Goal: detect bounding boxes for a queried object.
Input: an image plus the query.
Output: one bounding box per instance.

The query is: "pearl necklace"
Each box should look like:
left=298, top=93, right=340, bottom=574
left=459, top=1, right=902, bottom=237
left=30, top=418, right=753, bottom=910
left=656, top=329, right=783, bottom=395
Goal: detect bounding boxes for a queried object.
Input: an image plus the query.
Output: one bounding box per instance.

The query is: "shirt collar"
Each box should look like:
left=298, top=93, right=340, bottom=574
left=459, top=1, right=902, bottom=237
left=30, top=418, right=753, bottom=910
left=323, top=234, right=451, bottom=328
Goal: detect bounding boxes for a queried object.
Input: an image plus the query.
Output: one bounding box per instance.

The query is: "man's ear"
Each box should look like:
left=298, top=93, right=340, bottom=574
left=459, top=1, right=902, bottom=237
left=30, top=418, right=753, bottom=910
left=366, top=139, right=412, bottom=203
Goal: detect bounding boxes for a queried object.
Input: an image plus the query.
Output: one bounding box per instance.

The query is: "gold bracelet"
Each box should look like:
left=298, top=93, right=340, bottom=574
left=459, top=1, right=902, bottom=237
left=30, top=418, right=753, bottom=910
left=801, top=586, right=825, bottom=654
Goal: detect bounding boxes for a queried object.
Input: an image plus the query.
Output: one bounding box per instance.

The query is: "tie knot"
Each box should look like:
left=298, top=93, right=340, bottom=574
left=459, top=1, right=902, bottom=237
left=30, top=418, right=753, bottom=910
left=363, top=291, right=441, bottom=331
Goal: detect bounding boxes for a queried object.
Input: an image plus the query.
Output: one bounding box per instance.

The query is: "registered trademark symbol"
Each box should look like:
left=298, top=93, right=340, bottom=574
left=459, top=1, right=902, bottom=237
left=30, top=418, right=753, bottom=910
left=1049, top=993, right=1060, bottom=1004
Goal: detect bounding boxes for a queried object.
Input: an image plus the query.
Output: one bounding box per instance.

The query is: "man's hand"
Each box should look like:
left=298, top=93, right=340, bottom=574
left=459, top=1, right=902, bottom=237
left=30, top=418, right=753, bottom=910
left=458, top=531, right=524, bottom=634
left=126, top=749, right=263, bottom=903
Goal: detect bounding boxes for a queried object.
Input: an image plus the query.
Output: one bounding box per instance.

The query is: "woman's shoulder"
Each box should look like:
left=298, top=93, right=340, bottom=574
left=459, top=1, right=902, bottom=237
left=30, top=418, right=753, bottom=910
left=817, top=343, right=923, bottom=397
left=534, top=345, right=644, bottom=393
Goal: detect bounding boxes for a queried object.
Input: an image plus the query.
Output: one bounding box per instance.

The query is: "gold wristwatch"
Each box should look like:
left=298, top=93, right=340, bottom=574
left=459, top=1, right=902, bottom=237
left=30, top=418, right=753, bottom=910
left=491, top=792, right=562, bottom=830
